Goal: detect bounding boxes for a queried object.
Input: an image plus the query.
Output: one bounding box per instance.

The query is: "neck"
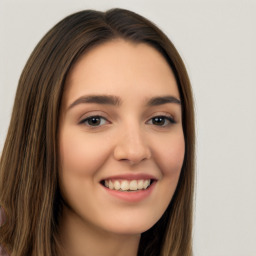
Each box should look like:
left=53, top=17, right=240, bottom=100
left=58, top=206, right=141, bottom=256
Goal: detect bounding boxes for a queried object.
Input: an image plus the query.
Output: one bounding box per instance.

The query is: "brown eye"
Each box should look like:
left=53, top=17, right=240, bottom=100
left=152, top=117, right=165, bottom=126
left=149, top=116, right=175, bottom=126
left=80, top=116, right=107, bottom=127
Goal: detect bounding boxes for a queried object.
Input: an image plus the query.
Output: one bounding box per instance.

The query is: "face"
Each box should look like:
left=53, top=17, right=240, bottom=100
left=58, top=39, right=185, bottom=235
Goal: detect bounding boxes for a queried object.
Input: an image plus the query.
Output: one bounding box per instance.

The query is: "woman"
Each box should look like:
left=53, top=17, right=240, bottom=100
left=0, top=8, right=195, bottom=256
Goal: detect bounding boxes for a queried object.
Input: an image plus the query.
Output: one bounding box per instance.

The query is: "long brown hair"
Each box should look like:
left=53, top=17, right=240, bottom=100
left=0, top=8, right=195, bottom=256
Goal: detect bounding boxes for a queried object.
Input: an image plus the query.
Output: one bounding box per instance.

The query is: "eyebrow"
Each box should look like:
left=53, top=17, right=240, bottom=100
left=147, top=96, right=181, bottom=106
left=67, top=95, right=121, bottom=110
left=67, top=94, right=181, bottom=110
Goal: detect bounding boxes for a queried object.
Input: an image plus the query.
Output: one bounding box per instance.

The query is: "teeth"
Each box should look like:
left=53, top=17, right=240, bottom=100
left=143, top=180, right=150, bottom=189
left=137, top=180, right=144, bottom=189
left=121, top=180, right=129, bottom=191
left=129, top=180, right=137, bottom=190
left=109, top=180, right=114, bottom=189
left=114, top=180, right=121, bottom=190
left=104, top=179, right=151, bottom=191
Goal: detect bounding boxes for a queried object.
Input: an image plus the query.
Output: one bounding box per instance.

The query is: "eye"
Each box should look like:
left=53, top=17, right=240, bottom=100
left=80, top=116, right=108, bottom=127
left=148, top=115, right=175, bottom=127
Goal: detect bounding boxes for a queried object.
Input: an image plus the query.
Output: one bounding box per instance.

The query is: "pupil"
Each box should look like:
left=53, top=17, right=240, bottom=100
left=89, top=117, right=100, bottom=126
left=153, top=117, right=165, bottom=125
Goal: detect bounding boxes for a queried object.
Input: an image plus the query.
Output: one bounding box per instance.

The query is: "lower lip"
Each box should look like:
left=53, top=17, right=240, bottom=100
left=101, top=181, right=156, bottom=203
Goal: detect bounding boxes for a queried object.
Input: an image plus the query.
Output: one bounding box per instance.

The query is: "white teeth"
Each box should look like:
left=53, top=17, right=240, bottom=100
left=137, top=180, right=144, bottom=189
left=143, top=180, right=150, bottom=189
left=129, top=180, right=137, bottom=190
left=103, top=179, right=151, bottom=191
left=121, top=180, right=129, bottom=191
left=109, top=180, right=114, bottom=189
left=114, top=180, right=121, bottom=190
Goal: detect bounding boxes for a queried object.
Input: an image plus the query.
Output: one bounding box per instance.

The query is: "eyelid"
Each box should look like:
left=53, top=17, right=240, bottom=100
left=146, top=113, right=176, bottom=126
left=78, top=111, right=111, bottom=127
left=79, top=115, right=107, bottom=123
left=77, top=111, right=177, bottom=128
left=78, top=110, right=109, bottom=122
left=148, top=112, right=175, bottom=121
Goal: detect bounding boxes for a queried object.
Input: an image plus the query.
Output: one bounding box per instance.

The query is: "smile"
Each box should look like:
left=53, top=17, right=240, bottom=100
left=100, top=174, right=157, bottom=202
left=103, top=179, right=152, bottom=192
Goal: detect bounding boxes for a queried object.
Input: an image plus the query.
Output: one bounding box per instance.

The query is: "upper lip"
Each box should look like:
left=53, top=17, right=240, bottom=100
left=100, top=173, right=158, bottom=181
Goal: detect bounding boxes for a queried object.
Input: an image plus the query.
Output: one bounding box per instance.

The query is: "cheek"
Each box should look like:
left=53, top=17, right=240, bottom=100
left=148, top=131, right=185, bottom=224
left=58, top=128, right=109, bottom=177
left=155, top=132, right=185, bottom=178
left=58, top=128, right=111, bottom=207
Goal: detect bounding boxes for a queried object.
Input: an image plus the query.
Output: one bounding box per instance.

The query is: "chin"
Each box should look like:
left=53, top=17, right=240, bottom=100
left=99, top=212, right=161, bottom=235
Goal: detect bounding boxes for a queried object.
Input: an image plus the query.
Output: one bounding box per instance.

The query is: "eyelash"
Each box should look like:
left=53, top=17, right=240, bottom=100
left=147, top=115, right=176, bottom=127
left=79, top=115, right=109, bottom=127
left=79, top=115, right=176, bottom=128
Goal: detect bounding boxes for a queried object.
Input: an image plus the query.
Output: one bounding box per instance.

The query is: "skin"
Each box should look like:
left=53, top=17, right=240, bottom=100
left=58, top=39, right=185, bottom=256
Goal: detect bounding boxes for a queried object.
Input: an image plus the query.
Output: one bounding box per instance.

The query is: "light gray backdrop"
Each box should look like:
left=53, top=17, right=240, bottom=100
left=0, top=0, right=255, bottom=255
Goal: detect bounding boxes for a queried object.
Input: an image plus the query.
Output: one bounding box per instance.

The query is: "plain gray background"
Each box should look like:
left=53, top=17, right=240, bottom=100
left=0, top=0, right=255, bottom=255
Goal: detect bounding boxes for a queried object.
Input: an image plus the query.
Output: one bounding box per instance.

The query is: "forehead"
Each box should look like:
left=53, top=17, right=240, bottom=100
left=63, top=39, right=179, bottom=105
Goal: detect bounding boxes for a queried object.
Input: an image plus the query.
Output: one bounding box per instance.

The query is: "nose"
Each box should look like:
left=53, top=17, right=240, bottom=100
left=113, top=125, right=152, bottom=165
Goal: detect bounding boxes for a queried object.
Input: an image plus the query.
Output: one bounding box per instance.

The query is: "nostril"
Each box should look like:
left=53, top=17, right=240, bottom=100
left=114, top=150, right=151, bottom=165
left=113, top=137, right=151, bottom=164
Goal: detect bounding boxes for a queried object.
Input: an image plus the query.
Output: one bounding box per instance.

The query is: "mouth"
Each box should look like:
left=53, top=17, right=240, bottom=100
left=100, top=179, right=155, bottom=192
